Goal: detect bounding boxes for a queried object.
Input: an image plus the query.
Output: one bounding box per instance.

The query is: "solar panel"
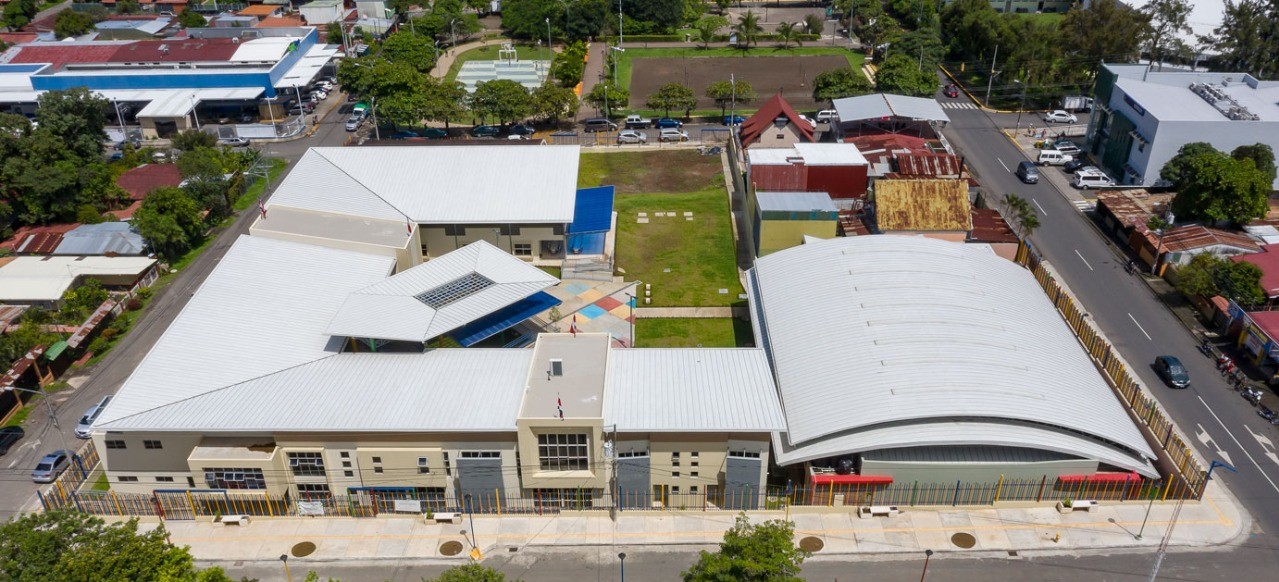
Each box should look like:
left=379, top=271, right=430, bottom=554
left=414, top=272, right=495, bottom=309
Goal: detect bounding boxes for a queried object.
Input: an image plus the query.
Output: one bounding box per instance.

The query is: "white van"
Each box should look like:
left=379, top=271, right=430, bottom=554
left=1037, top=149, right=1073, bottom=166
left=816, top=109, right=839, bottom=123
left=1072, top=169, right=1115, bottom=189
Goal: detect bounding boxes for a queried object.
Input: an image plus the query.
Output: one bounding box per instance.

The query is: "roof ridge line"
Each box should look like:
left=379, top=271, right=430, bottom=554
left=312, top=149, right=410, bottom=221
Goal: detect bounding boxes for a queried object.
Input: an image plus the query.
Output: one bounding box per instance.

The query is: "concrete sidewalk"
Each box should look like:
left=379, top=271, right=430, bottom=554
left=128, top=480, right=1245, bottom=567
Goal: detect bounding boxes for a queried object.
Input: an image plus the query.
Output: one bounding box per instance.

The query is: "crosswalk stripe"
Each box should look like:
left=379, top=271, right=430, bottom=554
left=1073, top=200, right=1096, bottom=212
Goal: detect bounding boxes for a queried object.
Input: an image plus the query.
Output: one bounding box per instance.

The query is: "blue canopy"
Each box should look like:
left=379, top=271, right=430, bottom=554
left=450, top=292, right=562, bottom=347
left=569, top=186, right=615, bottom=234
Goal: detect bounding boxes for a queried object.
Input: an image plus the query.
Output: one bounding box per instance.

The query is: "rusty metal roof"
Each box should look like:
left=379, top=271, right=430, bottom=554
left=1160, top=224, right=1261, bottom=253
left=874, top=179, right=971, bottom=232
left=1095, top=189, right=1175, bottom=230
left=969, top=208, right=1019, bottom=243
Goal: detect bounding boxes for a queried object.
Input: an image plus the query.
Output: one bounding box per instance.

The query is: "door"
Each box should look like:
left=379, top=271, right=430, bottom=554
left=455, top=455, right=505, bottom=512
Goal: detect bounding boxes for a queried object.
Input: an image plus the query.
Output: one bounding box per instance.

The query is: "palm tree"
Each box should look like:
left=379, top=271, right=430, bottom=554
left=776, top=21, right=800, bottom=48
left=695, top=18, right=720, bottom=49
left=733, top=10, right=762, bottom=49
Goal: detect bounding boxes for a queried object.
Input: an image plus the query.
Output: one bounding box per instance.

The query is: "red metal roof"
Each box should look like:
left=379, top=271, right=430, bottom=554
left=108, top=38, right=239, bottom=63
left=1249, top=310, right=1279, bottom=340
left=0, top=33, right=39, bottom=44
left=1159, top=225, right=1260, bottom=254
left=116, top=163, right=182, bottom=201
left=896, top=153, right=962, bottom=177
left=843, top=133, right=932, bottom=154
left=15, top=232, right=63, bottom=254
left=0, top=223, right=80, bottom=252
left=107, top=200, right=143, bottom=221
left=739, top=93, right=816, bottom=148
left=8, top=43, right=124, bottom=68
left=1057, top=472, right=1140, bottom=483
left=811, top=474, right=894, bottom=485
left=969, top=208, right=1019, bottom=244
left=256, top=15, right=306, bottom=27
left=1234, top=243, right=1279, bottom=298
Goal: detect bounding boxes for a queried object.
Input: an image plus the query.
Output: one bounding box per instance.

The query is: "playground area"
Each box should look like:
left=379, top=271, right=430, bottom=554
left=454, top=43, right=550, bottom=92
left=628, top=53, right=853, bottom=112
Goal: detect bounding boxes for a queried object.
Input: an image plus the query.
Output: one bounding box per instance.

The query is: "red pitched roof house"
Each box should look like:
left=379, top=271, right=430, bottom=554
left=738, top=94, right=816, bottom=150
left=116, top=163, right=183, bottom=202
left=1233, top=243, right=1279, bottom=300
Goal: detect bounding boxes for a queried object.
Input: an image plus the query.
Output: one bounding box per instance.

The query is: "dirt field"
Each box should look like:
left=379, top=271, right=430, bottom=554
left=629, top=55, right=849, bottom=112
left=578, top=150, right=723, bottom=194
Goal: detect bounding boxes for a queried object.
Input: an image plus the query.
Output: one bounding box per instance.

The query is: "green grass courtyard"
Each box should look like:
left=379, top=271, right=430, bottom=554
left=636, top=318, right=754, bottom=348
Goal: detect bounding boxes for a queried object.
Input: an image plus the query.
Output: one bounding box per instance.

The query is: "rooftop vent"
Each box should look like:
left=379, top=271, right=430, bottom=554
left=158, top=44, right=168, bottom=55
left=1189, top=82, right=1259, bottom=121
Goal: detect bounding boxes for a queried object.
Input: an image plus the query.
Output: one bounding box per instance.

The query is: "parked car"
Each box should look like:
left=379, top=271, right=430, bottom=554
left=798, top=114, right=817, bottom=129
left=1036, top=149, right=1074, bottom=166
left=617, top=129, right=647, bottom=144
left=723, top=115, right=745, bottom=125
left=471, top=125, right=501, bottom=137
left=287, top=104, right=314, bottom=116
left=659, top=128, right=689, bottom=142
left=310, top=81, right=334, bottom=91
left=1053, top=141, right=1082, bottom=156
left=816, top=109, right=839, bottom=123
left=1072, top=168, right=1115, bottom=189
left=508, top=124, right=535, bottom=136
left=420, top=127, right=448, bottom=139
left=307, top=90, right=328, bottom=101
left=1015, top=161, right=1039, bottom=184
left=344, top=114, right=365, bottom=132
left=655, top=118, right=683, bottom=128
left=624, top=114, right=653, bottom=129
left=31, top=450, right=72, bottom=484
left=1154, top=355, right=1190, bottom=388
left=0, top=426, right=24, bottom=456
left=583, top=118, right=617, bottom=132
left=218, top=136, right=250, bottom=147
left=389, top=130, right=419, bottom=140
left=1042, top=110, right=1077, bottom=124
left=75, top=395, right=112, bottom=439
left=943, top=83, right=959, bottom=98
left=1063, top=158, right=1088, bottom=173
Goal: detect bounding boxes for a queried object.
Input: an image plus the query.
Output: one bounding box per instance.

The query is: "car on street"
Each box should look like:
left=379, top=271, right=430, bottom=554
left=0, top=426, right=24, bottom=456
left=389, top=130, right=419, bottom=140
left=943, top=83, right=959, bottom=98
left=617, top=129, right=647, bottom=144
left=75, top=395, right=112, bottom=439
left=420, top=127, right=448, bottom=139
left=1053, top=141, right=1082, bottom=156
left=583, top=118, right=617, bottom=132
left=471, top=125, right=501, bottom=137
left=507, top=124, right=535, bottom=136
left=344, top=113, right=364, bottom=132
left=31, top=450, right=73, bottom=483
left=723, top=115, right=745, bottom=125
left=655, top=118, right=683, bottom=128
left=1015, top=161, right=1039, bottom=184
left=1043, top=110, right=1078, bottom=124
left=1154, top=355, right=1190, bottom=388
left=218, top=136, right=250, bottom=147
left=659, top=128, right=688, bottom=142
left=1063, top=158, right=1088, bottom=173
left=1072, top=167, right=1115, bottom=189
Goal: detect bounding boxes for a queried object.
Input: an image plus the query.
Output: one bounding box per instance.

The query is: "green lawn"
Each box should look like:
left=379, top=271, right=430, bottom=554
left=614, top=189, right=742, bottom=307
left=615, top=46, right=865, bottom=97
left=233, top=157, right=288, bottom=212
left=636, top=318, right=753, bottom=348
left=91, top=473, right=110, bottom=491
left=444, top=44, right=550, bottom=83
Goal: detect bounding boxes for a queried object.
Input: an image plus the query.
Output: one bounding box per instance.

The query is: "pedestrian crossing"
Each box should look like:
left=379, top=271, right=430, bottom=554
left=1072, top=199, right=1096, bottom=212
left=940, top=102, right=979, bottom=110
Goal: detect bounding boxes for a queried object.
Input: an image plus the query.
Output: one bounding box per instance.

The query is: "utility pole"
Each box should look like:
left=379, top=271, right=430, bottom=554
left=1147, top=499, right=1185, bottom=582
left=984, top=44, right=999, bottom=108
left=617, top=0, right=623, bottom=49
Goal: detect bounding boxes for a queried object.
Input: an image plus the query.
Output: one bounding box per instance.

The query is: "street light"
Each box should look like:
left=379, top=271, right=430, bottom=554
left=618, top=552, right=627, bottom=582
left=623, top=292, right=636, bottom=347
left=546, top=17, right=552, bottom=81
left=464, top=493, right=479, bottom=552
left=450, top=18, right=458, bottom=55
left=919, top=549, right=933, bottom=582
left=189, top=93, right=200, bottom=130
left=279, top=554, right=293, bottom=582
left=1013, top=79, right=1026, bottom=133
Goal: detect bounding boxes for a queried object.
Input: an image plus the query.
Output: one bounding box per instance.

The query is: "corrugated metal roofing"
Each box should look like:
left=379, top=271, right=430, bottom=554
left=116, top=163, right=182, bottom=200
left=749, top=236, right=1156, bottom=470
left=747, top=144, right=867, bottom=167
left=832, top=93, right=951, bottom=123
left=860, top=445, right=1076, bottom=464
left=323, top=240, right=559, bottom=342
left=0, top=255, right=156, bottom=302
left=53, top=222, right=145, bottom=256
left=756, top=191, right=836, bottom=212
left=95, top=236, right=395, bottom=429
left=15, top=232, right=62, bottom=254
left=568, top=186, right=614, bottom=234
left=99, top=350, right=534, bottom=432
left=136, top=88, right=264, bottom=118
left=739, top=93, right=815, bottom=148
left=1234, top=244, right=1279, bottom=298
left=874, top=179, right=971, bottom=232
left=1159, top=224, right=1260, bottom=253
left=605, top=348, right=785, bottom=432
left=266, top=146, right=580, bottom=224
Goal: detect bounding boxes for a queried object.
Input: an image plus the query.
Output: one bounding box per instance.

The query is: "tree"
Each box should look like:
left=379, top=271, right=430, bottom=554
left=1002, top=193, right=1040, bottom=238
left=1175, top=252, right=1222, bottom=299
left=2, top=0, right=37, bottom=31
left=422, top=78, right=468, bottom=129
left=1160, top=142, right=1217, bottom=187
left=1232, top=143, right=1276, bottom=184
left=177, top=10, right=207, bottom=28
left=1140, top=0, right=1192, bottom=70
left=116, top=0, right=141, bottom=13
left=550, top=41, right=588, bottom=87
left=940, top=0, right=1005, bottom=61
left=531, top=83, right=580, bottom=122
left=469, top=79, right=533, bottom=124
left=775, top=21, right=800, bottom=48
left=705, top=79, right=755, bottom=118
left=1216, top=259, right=1266, bottom=306
left=0, top=511, right=238, bottom=581
left=872, top=53, right=939, bottom=96
left=133, top=187, right=204, bottom=259
left=428, top=564, right=507, bottom=582
left=584, top=81, right=628, bottom=118
left=1207, top=0, right=1277, bottom=78
left=54, top=9, right=97, bottom=39
left=380, top=31, right=437, bottom=73
left=645, top=82, right=697, bottom=117
left=35, top=87, right=109, bottom=161
left=890, top=28, right=945, bottom=68
left=713, top=0, right=731, bottom=14
left=60, top=278, right=108, bottom=322
left=1060, top=0, right=1149, bottom=72
left=682, top=514, right=809, bottom=582
left=733, top=10, right=762, bottom=48
left=812, top=67, right=873, bottom=102
left=171, top=129, right=217, bottom=152
left=1169, top=148, right=1271, bottom=224
left=694, top=15, right=727, bottom=49
left=0, top=316, right=60, bottom=366
left=326, top=22, right=344, bottom=44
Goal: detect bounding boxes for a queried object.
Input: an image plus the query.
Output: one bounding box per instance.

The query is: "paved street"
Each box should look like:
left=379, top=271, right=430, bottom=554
left=938, top=88, right=1279, bottom=569
left=0, top=99, right=353, bottom=520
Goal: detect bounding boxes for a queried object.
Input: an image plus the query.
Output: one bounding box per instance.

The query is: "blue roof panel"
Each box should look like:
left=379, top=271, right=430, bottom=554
left=450, top=291, right=562, bottom=347
left=569, top=186, right=615, bottom=234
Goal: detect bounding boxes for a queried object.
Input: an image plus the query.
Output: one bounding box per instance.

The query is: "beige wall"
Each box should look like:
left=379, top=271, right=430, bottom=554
left=95, top=432, right=205, bottom=494
left=621, top=433, right=772, bottom=496
left=750, top=124, right=805, bottom=149
left=758, top=220, right=837, bottom=256
left=186, top=444, right=289, bottom=496
left=250, top=221, right=421, bottom=272
left=516, top=419, right=607, bottom=489
left=419, top=224, right=563, bottom=262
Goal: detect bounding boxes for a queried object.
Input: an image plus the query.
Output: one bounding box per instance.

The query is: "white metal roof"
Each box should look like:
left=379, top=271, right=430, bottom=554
left=832, top=93, right=950, bottom=123
left=748, top=236, right=1155, bottom=468
left=99, top=350, right=534, bottom=432
left=230, top=36, right=299, bottom=62
left=95, top=236, right=395, bottom=429
left=275, top=44, right=339, bottom=88
left=135, top=87, right=264, bottom=118
left=0, top=255, right=156, bottom=302
left=747, top=143, right=868, bottom=167
left=756, top=191, right=837, bottom=213
left=604, top=348, right=785, bottom=432
left=265, top=146, right=581, bottom=224
left=323, top=240, right=559, bottom=342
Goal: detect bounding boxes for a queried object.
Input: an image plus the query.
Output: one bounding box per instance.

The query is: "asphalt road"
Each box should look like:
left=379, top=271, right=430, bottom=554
left=0, top=100, right=352, bottom=519
left=937, top=90, right=1279, bottom=569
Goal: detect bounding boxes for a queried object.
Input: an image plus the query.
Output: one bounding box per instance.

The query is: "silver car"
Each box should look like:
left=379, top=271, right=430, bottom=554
left=345, top=114, right=364, bottom=132
left=659, top=128, right=688, bottom=142
left=1042, top=110, right=1078, bottom=124
left=617, top=129, right=647, bottom=144
left=75, top=395, right=111, bottom=439
left=31, top=450, right=72, bottom=483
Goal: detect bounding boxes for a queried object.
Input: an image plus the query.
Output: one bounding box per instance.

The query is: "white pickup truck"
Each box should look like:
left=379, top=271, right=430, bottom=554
left=624, top=114, right=654, bottom=129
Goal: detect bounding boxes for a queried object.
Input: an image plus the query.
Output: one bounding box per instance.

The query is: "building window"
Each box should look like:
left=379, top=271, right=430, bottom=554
left=374, top=467, right=384, bottom=474
left=537, top=434, right=589, bottom=471
left=672, top=472, right=680, bottom=478
left=618, top=450, right=649, bottom=458
left=690, top=451, right=698, bottom=458
left=342, top=461, right=351, bottom=468
left=690, top=471, right=699, bottom=478
left=513, top=243, right=532, bottom=256
left=671, top=486, right=681, bottom=494
left=288, top=452, right=326, bottom=477
left=143, top=440, right=163, bottom=450
left=156, top=476, right=174, bottom=483
left=297, top=483, right=332, bottom=500
left=550, top=359, right=563, bottom=376
left=340, top=452, right=350, bottom=458
left=691, top=461, right=699, bottom=467
left=690, top=486, right=699, bottom=494
left=532, top=488, right=594, bottom=510
left=728, top=450, right=761, bottom=459
left=117, top=476, right=139, bottom=482
left=202, top=468, right=267, bottom=490
left=372, top=456, right=382, bottom=463
left=671, top=452, right=680, bottom=467
left=418, top=456, right=430, bottom=474
left=460, top=451, right=501, bottom=458
left=444, top=452, right=451, bottom=476
left=105, top=440, right=126, bottom=450
left=344, top=471, right=354, bottom=478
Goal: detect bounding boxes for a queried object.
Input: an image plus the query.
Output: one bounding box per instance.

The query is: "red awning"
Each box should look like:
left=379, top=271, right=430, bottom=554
left=1057, top=472, right=1141, bottom=483
left=810, top=474, right=894, bottom=485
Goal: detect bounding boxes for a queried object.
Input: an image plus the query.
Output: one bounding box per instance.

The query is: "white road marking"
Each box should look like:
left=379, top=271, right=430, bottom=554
left=1127, top=312, right=1152, bottom=340
left=1074, top=249, right=1094, bottom=271
left=1197, top=394, right=1279, bottom=494
left=1245, top=425, right=1279, bottom=468
left=998, top=158, right=1010, bottom=173
left=1196, top=423, right=1234, bottom=467
left=5, top=439, right=38, bottom=469
left=1032, top=198, right=1048, bottom=216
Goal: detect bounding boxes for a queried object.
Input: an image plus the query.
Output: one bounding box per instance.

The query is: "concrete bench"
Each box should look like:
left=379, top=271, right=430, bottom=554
left=858, top=505, right=899, bottom=519
left=429, top=512, right=460, bottom=524
left=1057, top=500, right=1097, bottom=513
left=216, top=514, right=250, bottom=526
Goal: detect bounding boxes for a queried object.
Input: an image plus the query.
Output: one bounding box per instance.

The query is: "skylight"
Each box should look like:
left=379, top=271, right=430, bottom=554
left=414, top=272, right=495, bottom=309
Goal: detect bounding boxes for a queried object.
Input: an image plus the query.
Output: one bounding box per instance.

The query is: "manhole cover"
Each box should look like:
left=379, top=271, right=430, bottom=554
left=291, top=541, right=316, bottom=558
left=798, top=536, right=824, bottom=552
left=951, top=532, right=977, bottom=549
left=439, top=541, right=465, bottom=556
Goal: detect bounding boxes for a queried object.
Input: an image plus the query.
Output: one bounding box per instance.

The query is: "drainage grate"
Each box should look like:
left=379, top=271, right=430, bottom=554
left=509, top=547, right=519, bottom=553
left=1008, top=550, right=1019, bottom=557
left=439, top=541, right=465, bottom=556
left=291, top=541, right=317, bottom=558
left=951, top=532, right=977, bottom=549
left=798, top=536, right=825, bottom=552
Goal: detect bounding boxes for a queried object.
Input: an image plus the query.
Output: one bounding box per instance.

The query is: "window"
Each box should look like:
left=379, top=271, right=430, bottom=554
left=415, top=273, right=496, bottom=308
left=671, top=486, right=681, bottom=494
left=417, top=456, right=430, bottom=474
left=343, top=471, right=354, bottom=478
left=728, top=450, right=761, bottom=459
left=297, top=483, right=332, bottom=500
left=460, top=451, right=500, bottom=458
left=143, top=440, right=162, bottom=450
left=672, top=472, right=680, bottom=478
left=374, top=467, right=384, bottom=474
left=691, top=461, right=699, bottom=467
left=203, top=468, right=267, bottom=490
left=550, top=359, right=563, bottom=376
left=342, top=461, right=351, bottom=468
left=288, top=452, right=326, bottom=477
left=106, top=440, right=126, bottom=450
left=618, top=450, right=648, bottom=458
left=671, top=452, right=680, bottom=467
left=538, top=434, right=589, bottom=471
left=340, top=452, right=350, bottom=458
left=690, top=451, right=698, bottom=458
left=117, top=476, right=138, bottom=482
left=690, top=486, right=699, bottom=494
left=155, top=476, right=174, bottom=483
left=444, top=452, right=451, bottom=476
left=690, top=471, right=699, bottom=478
left=513, top=243, right=532, bottom=257
left=372, top=456, right=382, bottom=463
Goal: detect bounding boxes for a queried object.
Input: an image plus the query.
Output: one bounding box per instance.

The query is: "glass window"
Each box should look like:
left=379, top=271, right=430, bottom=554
left=418, top=456, right=430, bottom=474
left=288, top=452, right=326, bottom=477
left=155, top=476, right=174, bottom=483
left=513, top=243, right=532, bottom=256
left=143, top=440, right=162, bottom=449
left=105, top=440, right=126, bottom=449
left=202, top=468, right=267, bottom=490
left=297, top=483, right=332, bottom=500
left=537, top=434, right=589, bottom=471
